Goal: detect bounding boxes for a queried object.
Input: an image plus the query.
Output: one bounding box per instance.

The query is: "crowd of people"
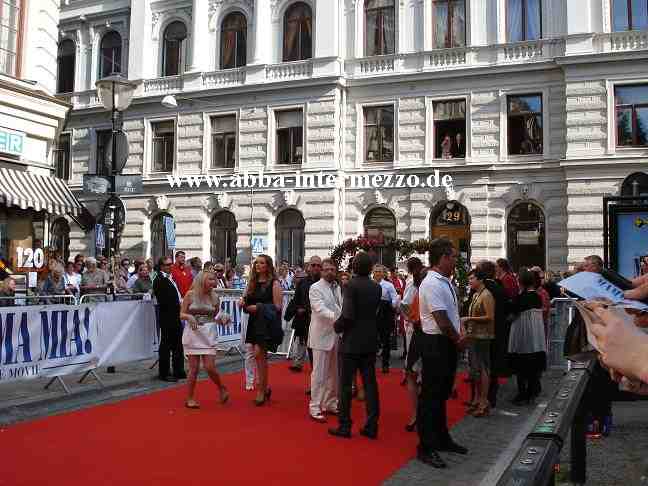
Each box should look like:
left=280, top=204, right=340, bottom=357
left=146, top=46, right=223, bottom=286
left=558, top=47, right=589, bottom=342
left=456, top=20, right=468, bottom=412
left=2, top=240, right=647, bottom=470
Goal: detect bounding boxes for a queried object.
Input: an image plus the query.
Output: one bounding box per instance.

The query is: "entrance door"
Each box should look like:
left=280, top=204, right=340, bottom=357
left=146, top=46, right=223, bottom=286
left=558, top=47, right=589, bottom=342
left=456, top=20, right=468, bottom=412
left=507, top=202, right=546, bottom=270
left=430, top=201, right=471, bottom=263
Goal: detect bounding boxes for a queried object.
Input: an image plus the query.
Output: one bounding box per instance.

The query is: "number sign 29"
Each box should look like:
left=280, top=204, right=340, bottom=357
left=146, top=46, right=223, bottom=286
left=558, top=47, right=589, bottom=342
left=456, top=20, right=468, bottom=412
left=16, top=247, right=45, bottom=269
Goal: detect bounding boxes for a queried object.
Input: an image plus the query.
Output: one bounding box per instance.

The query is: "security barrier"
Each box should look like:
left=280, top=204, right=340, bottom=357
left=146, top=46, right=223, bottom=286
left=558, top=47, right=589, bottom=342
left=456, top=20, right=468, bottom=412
left=547, top=298, right=575, bottom=370
left=0, top=294, right=78, bottom=306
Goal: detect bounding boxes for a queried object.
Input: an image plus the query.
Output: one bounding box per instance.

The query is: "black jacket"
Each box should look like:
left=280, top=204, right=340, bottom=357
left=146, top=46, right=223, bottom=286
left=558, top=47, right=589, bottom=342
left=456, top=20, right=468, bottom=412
left=153, top=274, right=181, bottom=327
left=335, top=275, right=382, bottom=354
left=289, top=275, right=318, bottom=337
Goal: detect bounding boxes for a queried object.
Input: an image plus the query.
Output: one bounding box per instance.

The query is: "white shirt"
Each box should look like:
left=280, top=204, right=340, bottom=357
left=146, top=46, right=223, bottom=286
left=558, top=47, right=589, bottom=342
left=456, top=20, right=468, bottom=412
left=378, top=279, right=400, bottom=309
left=160, top=271, right=182, bottom=303
left=400, top=277, right=416, bottom=317
left=64, top=272, right=81, bottom=291
left=126, top=273, right=138, bottom=289
left=419, top=270, right=460, bottom=335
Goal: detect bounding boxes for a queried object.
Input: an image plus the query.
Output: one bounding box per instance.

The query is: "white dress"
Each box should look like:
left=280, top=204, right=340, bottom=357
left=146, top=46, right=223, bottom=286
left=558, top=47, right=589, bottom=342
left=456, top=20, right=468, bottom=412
left=182, top=299, right=220, bottom=355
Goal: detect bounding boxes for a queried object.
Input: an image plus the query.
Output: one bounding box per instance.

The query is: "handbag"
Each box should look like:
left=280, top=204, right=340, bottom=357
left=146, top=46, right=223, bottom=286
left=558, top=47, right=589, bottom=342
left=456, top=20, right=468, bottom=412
left=562, top=308, right=596, bottom=362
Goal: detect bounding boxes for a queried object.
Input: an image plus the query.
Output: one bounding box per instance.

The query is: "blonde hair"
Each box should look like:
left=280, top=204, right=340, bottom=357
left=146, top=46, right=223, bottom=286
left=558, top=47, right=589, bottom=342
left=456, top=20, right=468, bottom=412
left=188, top=271, right=217, bottom=305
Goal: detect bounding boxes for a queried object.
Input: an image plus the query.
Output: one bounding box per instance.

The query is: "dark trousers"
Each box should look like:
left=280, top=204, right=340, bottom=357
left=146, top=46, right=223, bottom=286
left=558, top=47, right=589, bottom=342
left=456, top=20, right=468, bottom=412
left=417, top=334, right=458, bottom=453
left=159, top=320, right=184, bottom=378
left=378, top=305, right=395, bottom=369
left=338, top=352, right=380, bottom=433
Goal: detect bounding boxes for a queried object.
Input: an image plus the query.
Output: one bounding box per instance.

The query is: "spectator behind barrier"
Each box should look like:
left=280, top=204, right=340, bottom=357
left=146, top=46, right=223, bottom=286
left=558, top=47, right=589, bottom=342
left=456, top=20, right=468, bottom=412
left=0, top=277, right=16, bottom=306
left=64, top=261, right=81, bottom=296
left=131, top=264, right=153, bottom=294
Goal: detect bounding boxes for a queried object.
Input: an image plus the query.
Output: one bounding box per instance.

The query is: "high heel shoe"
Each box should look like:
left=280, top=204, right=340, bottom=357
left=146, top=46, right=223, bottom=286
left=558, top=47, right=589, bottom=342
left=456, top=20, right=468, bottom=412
left=472, top=404, right=491, bottom=418
left=219, top=386, right=229, bottom=404
left=254, top=390, right=266, bottom=406
left=265, top=387, right=272, bottom=401
left=405, top=419, right=417, bottom=432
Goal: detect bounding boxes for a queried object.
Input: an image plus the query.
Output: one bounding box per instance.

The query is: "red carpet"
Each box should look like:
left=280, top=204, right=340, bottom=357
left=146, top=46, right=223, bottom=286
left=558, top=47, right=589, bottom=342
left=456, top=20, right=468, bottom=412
left=1, top=365, right=469, bottom=486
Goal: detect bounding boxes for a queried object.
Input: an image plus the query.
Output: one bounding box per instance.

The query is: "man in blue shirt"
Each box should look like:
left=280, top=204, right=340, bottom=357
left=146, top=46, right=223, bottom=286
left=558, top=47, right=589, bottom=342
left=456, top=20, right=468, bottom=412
left=373, top=264, right=400, bottom=373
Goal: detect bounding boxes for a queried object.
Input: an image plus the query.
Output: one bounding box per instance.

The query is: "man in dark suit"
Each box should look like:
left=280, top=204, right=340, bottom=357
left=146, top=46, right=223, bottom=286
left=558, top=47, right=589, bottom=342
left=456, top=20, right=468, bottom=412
left=153, top=256, right=185, bottom=381
left=329, top=251, right=382, bottom=439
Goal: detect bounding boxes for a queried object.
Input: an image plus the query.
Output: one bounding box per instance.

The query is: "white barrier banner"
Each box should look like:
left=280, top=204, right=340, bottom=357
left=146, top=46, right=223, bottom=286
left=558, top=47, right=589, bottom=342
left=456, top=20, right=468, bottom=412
left=0, top=304, right=98, bottom=383
left=216, top=296, right=244, bottom=345
left=96, top=301, right=157, bottom=367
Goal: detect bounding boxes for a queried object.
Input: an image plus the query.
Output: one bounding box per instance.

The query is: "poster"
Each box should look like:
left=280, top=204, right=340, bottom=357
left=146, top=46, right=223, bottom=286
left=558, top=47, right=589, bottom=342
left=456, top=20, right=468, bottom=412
left=615, top=210, right=648, bottom=279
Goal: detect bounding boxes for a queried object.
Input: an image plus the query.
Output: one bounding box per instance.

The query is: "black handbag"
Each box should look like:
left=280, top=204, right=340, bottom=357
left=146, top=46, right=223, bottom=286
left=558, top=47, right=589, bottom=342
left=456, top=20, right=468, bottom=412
left=563, top=309, right=596, bottom=362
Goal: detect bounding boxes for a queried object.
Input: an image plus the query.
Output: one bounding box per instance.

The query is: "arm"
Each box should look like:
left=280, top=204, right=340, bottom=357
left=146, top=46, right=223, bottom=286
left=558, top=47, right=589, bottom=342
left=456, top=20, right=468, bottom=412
left=389, top=284, right=400, bottom=310
left=310, top=285, right=336, bottom=322
left=272, top=280, right=283, bottom=313
left=625, top=283, right=648, bottom=301
left=432, top=310, right=462, bottom=344
left=179, top=292, right=199, bottom=330
left=335, top=284, right=355, bottom=333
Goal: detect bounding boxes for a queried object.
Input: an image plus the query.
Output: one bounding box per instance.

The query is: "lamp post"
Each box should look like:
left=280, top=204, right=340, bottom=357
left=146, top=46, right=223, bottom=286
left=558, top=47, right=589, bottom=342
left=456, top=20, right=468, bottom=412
left=95, top=74, right=138, bottom=269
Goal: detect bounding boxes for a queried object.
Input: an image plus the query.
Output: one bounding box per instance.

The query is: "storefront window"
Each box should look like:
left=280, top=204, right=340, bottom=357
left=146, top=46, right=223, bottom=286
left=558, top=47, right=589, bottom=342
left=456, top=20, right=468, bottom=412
left=0, top=207, right=46, bottom=272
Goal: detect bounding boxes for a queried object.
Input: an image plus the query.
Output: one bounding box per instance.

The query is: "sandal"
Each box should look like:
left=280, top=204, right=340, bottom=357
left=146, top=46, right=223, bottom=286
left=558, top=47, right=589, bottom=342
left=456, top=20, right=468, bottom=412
left=220, top=386, right=230, bottom=404
left=185, top=400, right=200, bottom=409
left=472, top=404, right=490, bottom=418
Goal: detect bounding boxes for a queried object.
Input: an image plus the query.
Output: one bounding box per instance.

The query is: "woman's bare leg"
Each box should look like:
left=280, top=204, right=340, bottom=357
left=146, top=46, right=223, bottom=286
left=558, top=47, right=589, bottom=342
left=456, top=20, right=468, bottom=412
left=186, top=355, right=201, bottom=402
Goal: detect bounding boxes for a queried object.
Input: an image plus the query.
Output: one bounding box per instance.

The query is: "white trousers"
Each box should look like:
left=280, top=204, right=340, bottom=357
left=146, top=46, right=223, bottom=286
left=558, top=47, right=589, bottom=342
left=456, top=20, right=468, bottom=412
left=243, top=343, right=257, bottom=388
left=309, top=344, right=339, bottom=416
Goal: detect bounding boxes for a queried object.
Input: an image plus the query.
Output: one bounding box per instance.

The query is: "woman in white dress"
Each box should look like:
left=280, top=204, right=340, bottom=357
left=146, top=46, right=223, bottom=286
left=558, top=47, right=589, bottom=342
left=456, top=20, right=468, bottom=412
left=180, top=271, right=231, bottom=409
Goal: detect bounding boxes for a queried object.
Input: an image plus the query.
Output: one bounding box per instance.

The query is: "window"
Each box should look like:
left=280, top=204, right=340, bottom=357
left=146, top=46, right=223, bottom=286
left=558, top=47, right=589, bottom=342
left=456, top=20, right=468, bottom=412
left=613, top=0, right=648, bottom=31
left=151, top=121, right=175, bottom=172
left=365, top=0, right=395, bottom=56
left=221, top=12, right=247, bottom=69
left=276, top=209, right=305, bottom=267
left=0, top=0, right=23, bottom=77
left=363, top=207, right=396, bottom=267
left=364, top=106, right=394, bottom=162
left=211, top=115, right=236, bottom=169
left=210, top=211, right=237, bottom=265
left=100, top=31, right=122, bottom=77
left=507, top=94, right=543, bottom=155
left=276, top=110, right=303, bottom=164
left=507, top=202, right=546, bottom=271
left=507, top=0, right=541, bottom=42
left=433, top=0, right=466, bottom=49
left=151, top=213, right=174, bottom=263
left=615, top=84, right=648, bottom=147
left=433, top=100, right=466, bottom=159
left=96, top=129, right=112, bottom=176
left=57, top=39, right=76, bottom=93
left=162, top=21, right=187, bottom=77
left=283, top=2, right=312, bottom=61
left=54, top=134, right=71, bottom=180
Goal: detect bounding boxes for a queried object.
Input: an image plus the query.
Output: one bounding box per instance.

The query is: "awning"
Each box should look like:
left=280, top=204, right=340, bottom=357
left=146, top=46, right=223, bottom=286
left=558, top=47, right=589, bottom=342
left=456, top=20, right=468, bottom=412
left=0, top=167, right=83, bottom=216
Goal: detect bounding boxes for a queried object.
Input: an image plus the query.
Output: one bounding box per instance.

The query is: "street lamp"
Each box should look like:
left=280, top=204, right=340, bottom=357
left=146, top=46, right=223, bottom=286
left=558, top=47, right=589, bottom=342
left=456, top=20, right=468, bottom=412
left=95, top=74, right=138, bottom=268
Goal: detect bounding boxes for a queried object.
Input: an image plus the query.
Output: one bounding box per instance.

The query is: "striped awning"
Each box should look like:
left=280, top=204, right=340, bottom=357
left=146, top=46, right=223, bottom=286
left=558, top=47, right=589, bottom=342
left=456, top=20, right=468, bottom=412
left=0, top=167, right=83, bottom=216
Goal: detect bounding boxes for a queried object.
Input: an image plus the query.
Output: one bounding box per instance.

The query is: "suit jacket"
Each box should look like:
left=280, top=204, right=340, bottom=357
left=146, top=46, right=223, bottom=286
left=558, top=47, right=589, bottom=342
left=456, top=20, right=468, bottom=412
left=336, top=275, right=382, bottom=354
left=153, top=273, right=181, bottom=327
left=308, top=279, right=342, bottom=351
left=290, top=275, right=317, bottom=336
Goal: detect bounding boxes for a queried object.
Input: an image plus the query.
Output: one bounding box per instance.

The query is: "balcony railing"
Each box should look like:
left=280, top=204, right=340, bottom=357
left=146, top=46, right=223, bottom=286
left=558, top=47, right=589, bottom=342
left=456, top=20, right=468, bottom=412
left=143, top=75, right=184, bottom=94
left=265, top=59, right=313, bottom=81
left=202, top=67, right=246, bottom=88
left=427, top=46, right=471, bottom=68
left=57, top=90, right=101, bottom=109
left=596, top=30, right=648, bottom=53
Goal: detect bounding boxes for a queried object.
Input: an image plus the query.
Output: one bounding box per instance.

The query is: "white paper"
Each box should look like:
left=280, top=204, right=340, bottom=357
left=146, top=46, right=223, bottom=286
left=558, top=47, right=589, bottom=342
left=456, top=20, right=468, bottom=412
left=559, top=272, right=648, bottom=311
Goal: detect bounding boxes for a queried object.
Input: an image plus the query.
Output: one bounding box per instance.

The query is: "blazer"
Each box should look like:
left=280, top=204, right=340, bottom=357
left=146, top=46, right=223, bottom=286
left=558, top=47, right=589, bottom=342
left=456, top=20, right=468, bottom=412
left=308, top=279, right=342, bottom=351
left=153, top=274, right=181, bottom=327
left=336, top=275, right=382, bottom=355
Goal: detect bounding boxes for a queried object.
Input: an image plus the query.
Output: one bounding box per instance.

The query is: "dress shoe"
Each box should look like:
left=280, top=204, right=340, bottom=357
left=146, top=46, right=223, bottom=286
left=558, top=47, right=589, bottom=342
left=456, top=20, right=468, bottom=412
left=310, top=413, right=327, bottom=423
left=325, top=408, right=339, bottom=416
left=441, top=441, right=468, bottom=455
left=328, top=427, right=351, bottom=439
left=405, top=419, right=417, bottom=432
left=359, top=427, right=377, bottom=439
left=174, top=373, right=187, bottom=380
left=382, top=367, right=389, bottom=374
left=288, top=365, right=302, bottom=372
left=417, top=450, right=446, bottom=468
left=159, top=376, right=178, bottom=382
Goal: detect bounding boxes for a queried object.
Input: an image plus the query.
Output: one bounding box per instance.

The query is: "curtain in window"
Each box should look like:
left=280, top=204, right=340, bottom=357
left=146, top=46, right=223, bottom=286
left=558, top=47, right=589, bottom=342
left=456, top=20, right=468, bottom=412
left=222, top=31, right=236, bottom=68
left=366, top=0, right=395, bottom=56
left=100, top=31, right=122, bottom=77
left=221, top=13, right=247, bottom=69
left=633, top=0, right=648, bottom=30
left=163, top=22, right=187, bottom=76
left=507, top=0, right=523, bottom=42
left=283, top=3, right=312, bottom=61
left=433, top=1, right=449, bottom=48
left=525, top=0, right=541, bottom=40
left=451, top=0, right=466, bottom=47
left=613, top=0, right=630, bottom=31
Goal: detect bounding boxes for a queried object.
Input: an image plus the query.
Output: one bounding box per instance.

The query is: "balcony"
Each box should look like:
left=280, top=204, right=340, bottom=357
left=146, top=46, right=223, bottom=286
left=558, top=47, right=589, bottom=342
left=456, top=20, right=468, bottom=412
left=265, top=59, right=314, bottom=81
left=143, top=75, right=184, bottom=94
left=595, top=30, right=648, bottom=54
left=497, top=39, right=563, bottom=63
left=57, top=90, right=101, bottom=109
left=202, top=68, right=246, bottom=88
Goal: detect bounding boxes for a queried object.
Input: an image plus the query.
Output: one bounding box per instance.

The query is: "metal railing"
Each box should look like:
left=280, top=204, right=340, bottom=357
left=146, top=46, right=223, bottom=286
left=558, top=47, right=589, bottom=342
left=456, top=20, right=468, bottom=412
left=497, top=360, right=595, bottom=485
left=0, top=294, right=78, bottom=306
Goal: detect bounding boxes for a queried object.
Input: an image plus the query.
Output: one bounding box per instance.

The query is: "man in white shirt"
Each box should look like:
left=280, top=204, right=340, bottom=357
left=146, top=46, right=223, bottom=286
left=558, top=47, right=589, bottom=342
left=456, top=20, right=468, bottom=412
left=416, top=238, right=467, bottom=469
left=308, top=258, right=343, bottom=422
left=373, top=265, right=400, bottom=373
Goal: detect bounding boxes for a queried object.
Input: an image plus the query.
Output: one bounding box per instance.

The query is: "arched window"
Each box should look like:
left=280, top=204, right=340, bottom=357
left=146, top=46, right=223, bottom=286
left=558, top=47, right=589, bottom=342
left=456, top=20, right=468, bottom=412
left=210, top=211, right=237, bottom=265
left=621, top=172, right=648, bottom=197
left=50, top=218, right=71, bottom=263
left=99, top=31, right=122, bottom=77
left=365, top=0, right=395, bottom=56
left=221, top=12, right=247, bottom=69
left=430, top=201, right=471, bottom=262
left=276, top=209, right=305, bottom=267
left=151, top=213, right=174, bottom=263
left=162, top=21, right=188, bottom=76
left=283, top=2, right=312, bottom=62
left=57, top=40, right=76, bottom=93
left=507, top=202, right=545, bottom=271
left=363, top=207, right=396, bottom=267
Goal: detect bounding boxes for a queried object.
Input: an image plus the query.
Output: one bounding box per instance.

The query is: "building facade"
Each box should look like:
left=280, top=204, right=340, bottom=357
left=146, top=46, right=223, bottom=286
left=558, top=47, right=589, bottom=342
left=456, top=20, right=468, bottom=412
left=56, top=0, right=648, bottom=271
left=0, top=0, right=80, bottom=275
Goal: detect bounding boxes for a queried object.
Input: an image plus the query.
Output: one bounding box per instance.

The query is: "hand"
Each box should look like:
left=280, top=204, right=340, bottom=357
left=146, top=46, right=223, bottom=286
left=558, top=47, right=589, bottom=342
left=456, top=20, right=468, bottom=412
left=456, top=336, right=469, bottom=352
left=296, top=307, right=306, bottom=315
left=238, top=298, right=245, bottom=309
left=219, top=312, right=231, bottom=326
left=187, top=316, right=199, bottom=331
left=246, top=305, right=257, bottom=314
left=591, top=306, right=648, bottom=382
